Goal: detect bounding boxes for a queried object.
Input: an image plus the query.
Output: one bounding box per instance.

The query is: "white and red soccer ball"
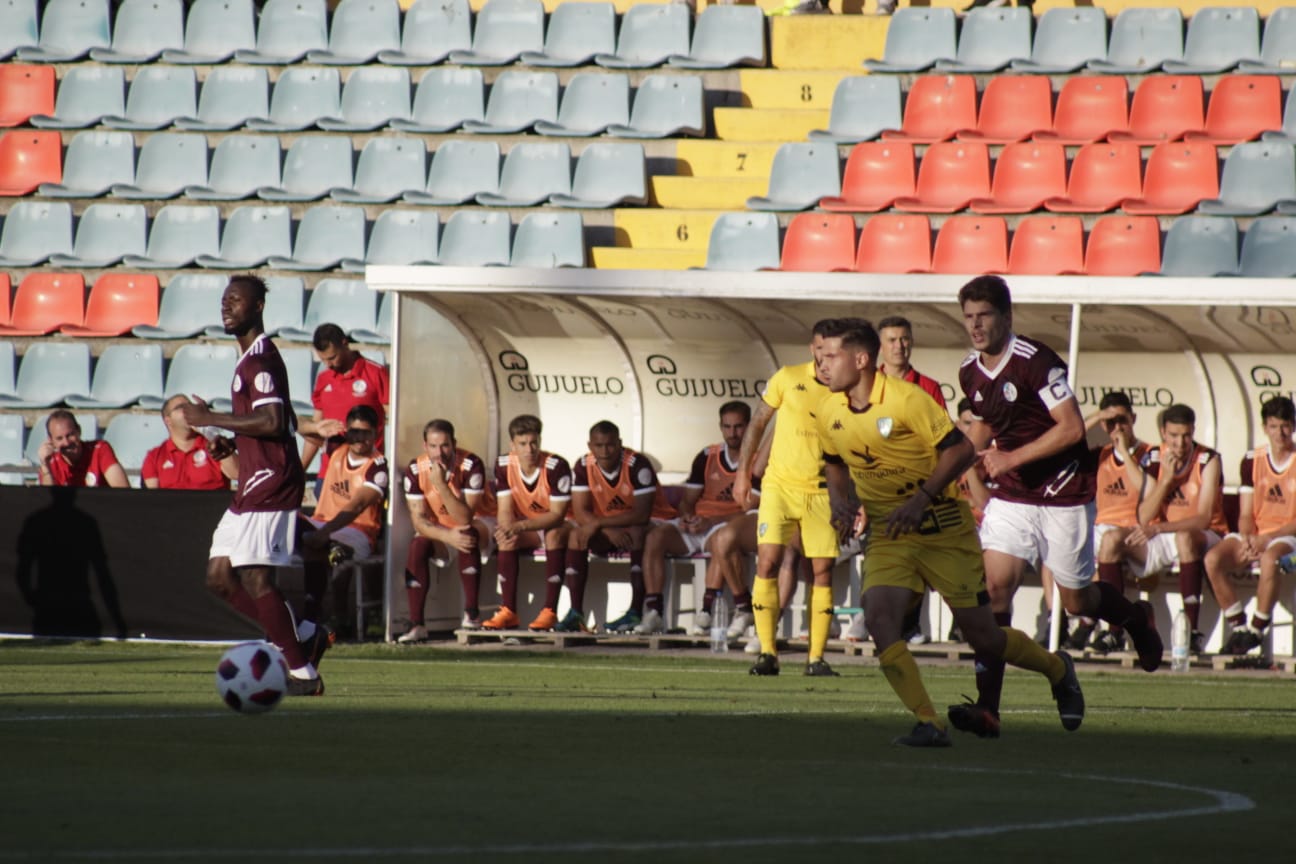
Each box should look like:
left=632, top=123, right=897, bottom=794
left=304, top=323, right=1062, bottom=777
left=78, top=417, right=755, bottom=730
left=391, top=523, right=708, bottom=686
left=215, top=642, right=289, bottom=714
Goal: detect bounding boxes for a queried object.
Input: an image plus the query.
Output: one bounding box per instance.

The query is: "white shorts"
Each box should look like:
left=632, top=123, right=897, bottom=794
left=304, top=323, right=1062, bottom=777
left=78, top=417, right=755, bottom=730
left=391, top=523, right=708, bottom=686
left=305, top=517, right=373, bottom=559
left=1128, top=529, right=1222, bottom=578
left=210, top=509, right=298, bottom=569
left=665, top=518, right=726, bottom=557
left=980, top=498, right=1095, bottom=590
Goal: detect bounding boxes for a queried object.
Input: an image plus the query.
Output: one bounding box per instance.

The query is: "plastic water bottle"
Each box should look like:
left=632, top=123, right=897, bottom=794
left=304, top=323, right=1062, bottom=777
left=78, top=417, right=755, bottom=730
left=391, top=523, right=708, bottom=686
left=710, top=597, right=729, bottom=653
left=1279, top=551, right=1296, bottom=574
left=1171, top=610, right=1190, bottom=673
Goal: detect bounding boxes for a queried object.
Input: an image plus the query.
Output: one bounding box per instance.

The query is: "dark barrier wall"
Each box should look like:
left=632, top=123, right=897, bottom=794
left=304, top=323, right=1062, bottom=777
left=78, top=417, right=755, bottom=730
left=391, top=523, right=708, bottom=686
left=0, top=487, right=262, bottom=641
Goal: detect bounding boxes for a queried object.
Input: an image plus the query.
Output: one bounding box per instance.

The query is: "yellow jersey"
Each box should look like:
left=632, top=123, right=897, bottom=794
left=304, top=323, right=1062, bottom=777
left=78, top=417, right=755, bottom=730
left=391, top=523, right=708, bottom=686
left=762, top=361, right=831, bottom=494
left=816, top=372, right=958, bottom=522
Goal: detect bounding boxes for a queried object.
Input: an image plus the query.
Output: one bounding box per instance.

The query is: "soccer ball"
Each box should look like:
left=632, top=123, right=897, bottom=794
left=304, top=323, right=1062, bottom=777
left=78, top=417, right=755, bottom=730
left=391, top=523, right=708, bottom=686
left=215, top=642, right=289, bottom=714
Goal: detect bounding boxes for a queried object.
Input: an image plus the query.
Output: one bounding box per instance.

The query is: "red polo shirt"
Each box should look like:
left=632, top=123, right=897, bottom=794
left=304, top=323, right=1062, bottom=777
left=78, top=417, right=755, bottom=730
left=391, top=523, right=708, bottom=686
left=47, top=440, right=122, bottom=487
left=884, top=365, right=946, bottom=410
left=311, top=355, right=389, bottom=473
left=141, top=435, right=230, bottom=490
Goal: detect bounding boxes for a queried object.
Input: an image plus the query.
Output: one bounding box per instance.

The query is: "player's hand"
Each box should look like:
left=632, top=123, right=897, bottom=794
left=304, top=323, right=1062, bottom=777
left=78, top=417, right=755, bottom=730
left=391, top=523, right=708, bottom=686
left=495, top=522, right=518, bottom=544
left=1125, top=523, right=1155, bottom=546
left=829, top=497, right=857, bottom=541
left=1158, top=451, right=1183, bottom=484
left=208, top=435, right=236, bottom=461
left=572, top=521, right=600, bottom=547
left=732, top=475, right=753, bottom=511
left=447, top=527, right=478, bottom=553
left=885, top=493, right=928, bottom=539
left=316, top=418, right=345, bottom=439
left=177, top=396, right=212, bottom=428
left=425, top=459, right=450, bottom=489
left=679, top=514, right=704, bottom=535
left=978, top=443, right=1016, bottom=480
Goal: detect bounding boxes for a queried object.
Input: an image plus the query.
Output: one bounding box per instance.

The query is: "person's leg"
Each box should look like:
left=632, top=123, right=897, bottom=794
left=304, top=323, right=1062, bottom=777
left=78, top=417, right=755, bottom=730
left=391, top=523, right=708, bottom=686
left=456, top=523, right=487, bottom=627
left=403, top=535, right=439, bottom=630
left=868, top=585, right=946, bottom=743
left=975, top=548, right=1028, bottom=718
left=638, top=523, right=687, bottom=633
left=1175, top=530, right=1208, bottom=647
left=806, top=557, right=836, bottom=669
left=240, top=565, right=310, bottom=672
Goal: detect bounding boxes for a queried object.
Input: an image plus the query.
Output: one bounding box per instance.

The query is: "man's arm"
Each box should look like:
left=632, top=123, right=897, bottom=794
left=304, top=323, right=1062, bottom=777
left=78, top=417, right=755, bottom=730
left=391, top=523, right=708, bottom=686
left=102, top=461, right=130, bottom=489
left=515, top=496, right=571, bottom=534
left=733, top=400, right=775, bottom=508
left=887, top=434, right=977, bottom=538
left=310, top=486, right=383, bottom=539
left=1149, top=455, right=1220, bottom=535
left=980, top=399, right=1085, bottom=479
left=597, top=490, right=655, bottom=529
left=180, top=398, right=286, bottom=439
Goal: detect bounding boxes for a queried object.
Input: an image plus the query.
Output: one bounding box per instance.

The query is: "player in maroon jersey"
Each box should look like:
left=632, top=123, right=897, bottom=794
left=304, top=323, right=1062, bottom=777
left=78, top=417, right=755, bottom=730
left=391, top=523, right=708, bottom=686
left=179, top=275, right=321, bottom=696
left=950, top=276, right=1162, bottom=739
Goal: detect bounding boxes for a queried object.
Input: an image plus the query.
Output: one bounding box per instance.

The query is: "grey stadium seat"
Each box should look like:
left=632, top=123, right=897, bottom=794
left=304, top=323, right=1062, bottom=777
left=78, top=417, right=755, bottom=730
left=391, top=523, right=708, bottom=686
left=704, top=211, right=780, bottom=271
left=279, top=279, right=377, bottom=341
left=864, top=7, right=956, bottom=73
left=377, top=0, right=471, bottom=66
left=668, top=4, right=765, bottom=69
left=1011, top=7, right=1107, bottom=74
left=122, top=204, right=221, bottom=269
left=48, top=203, right=147, bottom=268
left=101, top=65, right=197, bottom=131
left=89, top=0, right=184, bottom=63
left=510, top=212, right=584, bottom=268
left=103, top=414, right=169, bottom=476
left=38, top=131, right=135, bottom=198
left=476, top=142, right=570, bottom=207
left=332, top=137, right=427, bottom=204
left=595, top=2, right=690, bottom=69
left=1088, top=8, right=1183, bottom=74
left=342, top=209, right=438, bottom=272
left=29, top=66, right=125, bottom=130
left=0, top=0, right=39, bottom=60
left=549, top=142, right=645, bottom=209
left=535, top=72, right=629, bottom=137
left=245, top=67, right=340, bottom=133
left=317, top=66, right=411, bottom=132
left=605, top=74, right=704, bottom=139
left=174, top=67, right=270, bottom=132
left=520, top=1, right=615, bottom=67
left=266, top=205, right=367, bottom=272
left=747, top=143, right=840, bottom=212
left=350, top=291, right=393, bottom=345
left=307, top=0, right=401, bottom=65
left=1157, top=216, right=1238, bottom=277
left=1239, top=7, right=1296, bottom=74
left=1197, top=141, right=1296, bottom=216
left=66, top=343, right=165, bottom=409
left=1235, top=217, right=1296, bottom=277
left=437, top=211, right=510, bottom=267
left=16, top=0, right=110, bottom=62
left=235, top=0, right=328, bottom=64
left=132, top=273, right=226, bottom=338
left=140, top=343, right=238, bottom=411
left=404, top=139, right=499, bottom=206
left=1162, top=6, right=1260, bottom=74
left=390, top=68, right=484, bottom=134
left=257, top=136, right=353, bottom=203
left=110, top=132, right=208, bottom=200
left=933, top=7, right=1033, bottom=73
left=195, top=205, right=292, bottom=269
left=184, top=135, right=281, bottom=201
left=0, top=342, right=92, bottom=409
left=161, top=0, right=256, bottom=63
left=808, top=76, right=902, bottom=145
left=448, top=0, right=543, bottom=66
left=0, top=201, right=73, bottom=267
left=462, top=70, right=558, bottom=135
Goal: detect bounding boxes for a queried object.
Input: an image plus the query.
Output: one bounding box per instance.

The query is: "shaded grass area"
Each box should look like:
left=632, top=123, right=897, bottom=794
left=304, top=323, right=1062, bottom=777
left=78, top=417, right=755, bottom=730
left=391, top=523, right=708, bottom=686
left=1, top=641, right=1293, bottom=863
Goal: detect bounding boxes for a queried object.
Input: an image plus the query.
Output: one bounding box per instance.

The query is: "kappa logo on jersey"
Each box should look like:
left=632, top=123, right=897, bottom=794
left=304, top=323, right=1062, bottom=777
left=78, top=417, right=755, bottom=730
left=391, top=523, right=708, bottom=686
left=1102, top=476, right=1129, bottom=497
left=795, top=383, right=807, bottom=391
left=831, top=419, right=844, bottom=431
left=877, top=417, right=893, bottom=438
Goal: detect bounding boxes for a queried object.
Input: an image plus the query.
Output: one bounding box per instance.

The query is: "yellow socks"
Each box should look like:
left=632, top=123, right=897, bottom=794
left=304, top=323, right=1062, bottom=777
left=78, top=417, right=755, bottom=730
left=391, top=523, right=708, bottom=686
left=752, top=576, right=780, bottom=656
left=878, top=641, right=941, bottom=727
left=808, top=584, right=833, bottom=663
left=1001, top=627, right=1066, bottom=685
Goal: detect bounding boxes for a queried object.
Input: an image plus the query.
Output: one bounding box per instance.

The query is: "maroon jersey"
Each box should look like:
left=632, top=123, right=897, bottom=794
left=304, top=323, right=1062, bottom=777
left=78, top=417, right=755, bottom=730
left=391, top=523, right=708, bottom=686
left=958, top=334, right=1094, bottom=507
left=230, top=334, right=306, bottom=514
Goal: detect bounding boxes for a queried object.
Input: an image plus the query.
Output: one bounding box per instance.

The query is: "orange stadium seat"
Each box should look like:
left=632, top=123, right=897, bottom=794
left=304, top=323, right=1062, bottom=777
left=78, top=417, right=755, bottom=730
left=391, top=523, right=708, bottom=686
left=1007, top=216, right=1084, bottom=275
left=1044, top=142, right=1142, bottom=214
left=894, top=141, right=990, bottom=213
left=0, top=130, right=61, bottom=195
left=881, top=75, right=977, bottom=145
left=1121, top=142, right=1219, bottom=215
left=854, top=214, right=931, bottom=274
left=0, top=272, right=10, bottom=325
left=1035, top=77, right=1129, bottom=146
left=779, top=213, right=855, bottom=272
left=1083, top=215, right=1162, bottom=276
left=62, top=273, right=159, bottom=337
left=969, top=141, right=1067, bottom=214
left=0, top=65, right=54, bottom=127
left=0, top=272, right=84, bottom=336
left=819, top=141, right=915, bottom=213
left=1186, top=75, right=1283, bottom=145
left=930, top=216, right=1008, bottom=275
left=956, top=75, right=1053, bottom=144
left=1110, top=76, right=1204, bottom=145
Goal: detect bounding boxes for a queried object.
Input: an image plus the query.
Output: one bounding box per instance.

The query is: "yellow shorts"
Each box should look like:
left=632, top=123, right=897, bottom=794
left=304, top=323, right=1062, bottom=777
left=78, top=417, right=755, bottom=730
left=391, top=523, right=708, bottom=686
left=863, top=501, right=988, bottom=609
left=757, top=481, right=838, bottom=559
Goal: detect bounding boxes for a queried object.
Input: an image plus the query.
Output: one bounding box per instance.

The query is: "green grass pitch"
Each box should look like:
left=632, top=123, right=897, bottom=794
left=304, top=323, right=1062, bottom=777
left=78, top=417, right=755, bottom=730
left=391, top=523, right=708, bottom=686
left=2, top=641, right=1293, bottom=863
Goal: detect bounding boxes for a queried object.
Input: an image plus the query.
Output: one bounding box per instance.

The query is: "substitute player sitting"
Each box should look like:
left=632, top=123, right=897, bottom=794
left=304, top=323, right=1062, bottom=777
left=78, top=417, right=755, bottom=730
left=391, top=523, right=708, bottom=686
left=815, top=318, right=1083, bottom=747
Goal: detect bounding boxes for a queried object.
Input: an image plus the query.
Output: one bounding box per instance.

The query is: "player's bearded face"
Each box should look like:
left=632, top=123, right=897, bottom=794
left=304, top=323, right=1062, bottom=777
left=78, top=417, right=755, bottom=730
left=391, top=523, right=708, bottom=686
left=220, top=284, right=259, bottom=336
left=425, top=432, right=455, bottom=467
left=49, top=419, right=83, bottom=461
left=346, top=424, right=376, bottom=456
left=1161, top=423, right=1193, bottom=461
left=720, top=414, right=747, bottom=450
left=817, top=338, right=860, bottom=393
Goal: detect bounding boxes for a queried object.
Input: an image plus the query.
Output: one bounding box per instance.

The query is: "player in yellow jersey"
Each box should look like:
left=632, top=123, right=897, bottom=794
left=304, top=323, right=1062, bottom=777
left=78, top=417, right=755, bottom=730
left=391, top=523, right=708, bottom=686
left=814, top=318, right=1083, bottom=746
left=732, top=319, right=843, bottom=677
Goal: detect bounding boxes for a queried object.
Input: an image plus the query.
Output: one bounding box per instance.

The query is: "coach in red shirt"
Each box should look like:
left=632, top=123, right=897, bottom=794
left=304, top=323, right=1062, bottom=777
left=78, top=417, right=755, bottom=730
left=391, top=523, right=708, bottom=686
left=37, top=410, right=130, bottom=488
left=877, top=314, right=947, bottom=409
left=299, top=323, right=389, bottom=477
left=142, top=395, right=237, bottom=490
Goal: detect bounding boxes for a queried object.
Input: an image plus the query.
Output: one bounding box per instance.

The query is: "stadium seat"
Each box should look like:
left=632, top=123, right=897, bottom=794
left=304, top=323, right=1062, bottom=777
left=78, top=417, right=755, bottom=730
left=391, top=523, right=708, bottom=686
left=808, top=76, right=902, bottom=145
left=102, top=413, right=169, bottom=475
left=0, top=65, right=53, bottom=127
left=194, top=205, right=292, bottom=269
left=595, top=2, right=689, bottom=69
left=881, top=75, right=977, bottom=145
left=0, top=130, right=61, bottom=196
left=132, top=273, right=225, bottom=338
left=0, top=339, right=13, bottom=389
left=38, top=130, right=135, bottom=198
left=0, top=342, right=91, bottom=408
left=449, top=0, right=543, bottom=66
left=279, top=279, right=376, bottom=342
left=174, top=67, right=269, bottom=132
left=28, top=66, right=124, bottom=130
left=1235, top=218, right=1296, bottom=277
left=101, top=65, right=197, bottom=131
left=109, top=132, right=208, bottom=200
left=1043, top=142, right=1142, bottom=214
left=1006, top=215, right=1084, bottom=275
left=510, top=212, right=584, bottom=268
left=779, top=213, right=854, bottom=273
left=391, top=67, right=484, bottom=133
left=90, top=0, right=184, bottom=63
left=245, top=67, right=340, bottom=133
left=48, top=203, right=147, bottom=268
left=404, top=139, right=499, bottom=205
left=437, top=210, right=510, bottom=267
left=0, top=0, right=38, bottom=60
left=377, top=0, right=471, bottom=66
left=477, top=142, right=571, bottom=207
left=278, top=347, right=315, bottom=413
left=0, top=272, right=84, bottom=335
left=1197, top=141, right=1296, bottom=216
left=969, top=141, right=1066, bottom=214
left=257, top=136, right=352, bottom=202
left=894, top=141, right=991, bottom=213
left=162, top=0, right=256, bottom=63
left=65, top=343, right=164, bottom=409
left=332, top=137, right=426, bottom=204
left=1034, top=76, right=1129, bottom=146
left=0, top=412, right=24, bottom=480
left=1011, top=7, right=1107, bottom=74
left=747, top=142, right=840, bottom=212
left=122, top=204, right=220, bottom=269
left=605, top=74, right=704, bottom=139
left=266, top=205, right=367, bottom=272
left=703, top=211, right=779, bottom=271
left=23, top=411, right=98, bottom=464
left=819, top=141, right=914, bottom=213
left=307, top=0, right=400, bottom=65
left=956, top=75, right=1052, bottom=144
left=1162, top=6, right=1259, bottom=74
left=864, top=7, right=955, bottom=73
left=0, top=200, right=72, bottom=266
left=317, top=66, right=411, bottom=132
left=350, top=291, right=393, bottom=344
left=16, top=0, right=110, bottom=62
left=235, top=0, right=327, bottom=64
left=930, top=216, right=1008, bottom=275
left=0, top=274, right=9, bottom=325
left=854, top=214, right=931, bottom=274
left=667, top=4, right=764, bottom=69
left=550, top=143, right=645, bottom=208
left=1088, top=8, right=1183, bottom=74
left=934, top=7, right=1032, bottom=73
left=184, top=134, right=280, bottom=201
left=1157, top=216, right=1238, bottom=277
left=202, top=275, right=304, bottom=339
left=462, top=70, right=558, bottom=135
left=1109, top=76, right=1204, bottom=145
left=61, top=273, right=158, bottom=337
left=535, top=73, right=630, bottom=137
left=140, top=343, right=238, bottom=411
left=1262, top=87, right=1296, bottom=146
left=341, top=209, right=438, bottom=272
left=521, top=1, right=614, bottom=67
left=1121, top=142, right=1219, bottom=215
left=1239, top=7, right=1296, bottom=74
left=1186, top=75, right=1283, bottom=145
left=1083, top=215, right=1162, bottom=276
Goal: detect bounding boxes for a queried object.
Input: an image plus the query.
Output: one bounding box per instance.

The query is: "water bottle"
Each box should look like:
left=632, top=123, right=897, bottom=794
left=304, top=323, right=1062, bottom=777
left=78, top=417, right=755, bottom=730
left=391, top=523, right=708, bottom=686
left=1279, top=551, right=1296, bottom=574
left=1171, top=610, right=1190, bottom=673
left=710, top=597, right=729, bottom=653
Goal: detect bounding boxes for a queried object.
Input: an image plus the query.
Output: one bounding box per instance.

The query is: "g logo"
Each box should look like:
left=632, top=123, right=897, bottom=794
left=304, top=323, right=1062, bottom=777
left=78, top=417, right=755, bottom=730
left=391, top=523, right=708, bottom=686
left=499, top=350, right=529, bottom=371
left=646, top=354, right=677, bottom=375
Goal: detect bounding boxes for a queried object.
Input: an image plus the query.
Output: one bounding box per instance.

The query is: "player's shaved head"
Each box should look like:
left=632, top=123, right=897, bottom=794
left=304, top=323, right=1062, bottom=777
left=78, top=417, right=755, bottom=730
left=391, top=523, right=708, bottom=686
left=590, top=420, right=620, bottom=439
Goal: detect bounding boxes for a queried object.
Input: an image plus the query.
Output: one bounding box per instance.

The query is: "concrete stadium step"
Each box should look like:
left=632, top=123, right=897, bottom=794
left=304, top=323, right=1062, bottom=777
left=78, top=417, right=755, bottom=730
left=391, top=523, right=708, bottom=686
left=674, top=140, right=782, bottom=178
left=768, top=13, right=889, bottom=70
left=650, top=175, right=767, bottom=209
left=713, top=107, right=831, bottom=141
left=612, top=209, right=729, bottom=250
left=590, top=246, right=708, bottom=270
left=739, top=69, right=851, bottom=111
